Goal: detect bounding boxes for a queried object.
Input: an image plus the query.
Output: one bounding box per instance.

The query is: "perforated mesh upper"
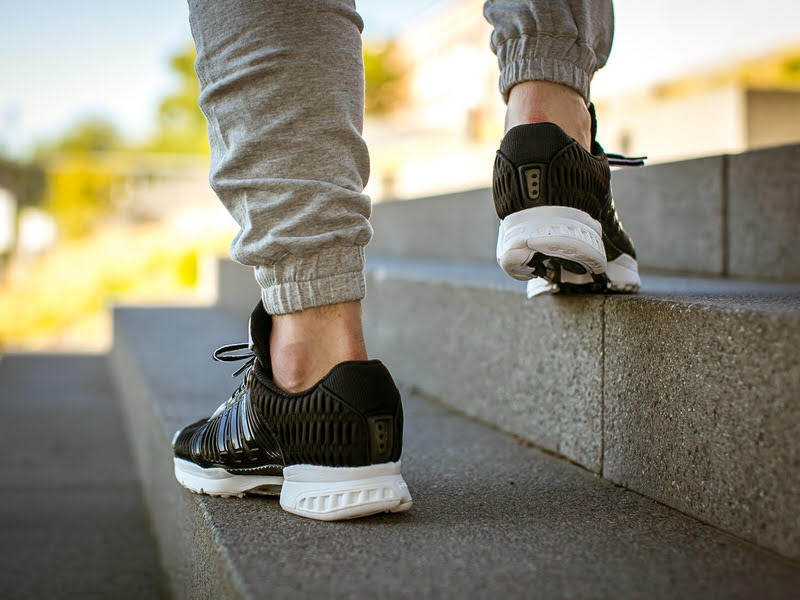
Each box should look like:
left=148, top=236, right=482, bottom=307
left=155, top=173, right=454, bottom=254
left=173, top=358, right=403, bottom=472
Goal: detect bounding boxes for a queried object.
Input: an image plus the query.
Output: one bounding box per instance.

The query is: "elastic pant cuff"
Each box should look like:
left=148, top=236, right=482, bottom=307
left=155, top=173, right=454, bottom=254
left=495, top=35, right=599, bottom=103
left=254, top=247, right=366, bottom=315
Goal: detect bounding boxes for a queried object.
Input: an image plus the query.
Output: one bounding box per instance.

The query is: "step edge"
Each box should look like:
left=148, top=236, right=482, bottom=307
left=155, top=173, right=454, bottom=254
left=109, top=309, right=251, bottom=600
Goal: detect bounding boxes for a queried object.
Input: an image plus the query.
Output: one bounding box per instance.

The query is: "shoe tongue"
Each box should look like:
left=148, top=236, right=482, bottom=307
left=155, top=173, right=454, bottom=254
left=248, top=300, right=272, bottom=373
left=588, top=102, right=598, bottom=143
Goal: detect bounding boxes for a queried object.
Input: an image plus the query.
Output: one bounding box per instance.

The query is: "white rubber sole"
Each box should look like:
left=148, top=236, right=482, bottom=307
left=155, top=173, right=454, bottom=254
left=174, top=458, right=412, bottom=521
left=526, top=254, right=641, bottom=297
left=496, top=205, right=639, bottom=294
left=281, top=461, right=412, bottom=521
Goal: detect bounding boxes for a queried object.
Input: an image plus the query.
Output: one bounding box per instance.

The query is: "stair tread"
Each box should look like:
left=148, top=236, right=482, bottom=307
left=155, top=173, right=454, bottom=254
left=368, top=256, right=800, bottom=314
left=0, top=354, right=165, bottom=599
left=218, top=257, right=800, bottom=560
left=113, top=305, right=800, bottom=599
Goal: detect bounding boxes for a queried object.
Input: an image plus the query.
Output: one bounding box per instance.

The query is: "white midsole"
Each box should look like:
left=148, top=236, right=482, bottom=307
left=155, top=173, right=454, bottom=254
left=174, top=458, right=283, bottom=496
left=173, top=457, right=412, bottom=521
left=497, top=206, right=606, bottom=280
left=281, top=461, right=412, bottom=521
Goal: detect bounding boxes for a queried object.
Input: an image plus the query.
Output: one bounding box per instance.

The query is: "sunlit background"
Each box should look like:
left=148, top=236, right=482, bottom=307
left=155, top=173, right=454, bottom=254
left=1, top=0, right=799, bottom=352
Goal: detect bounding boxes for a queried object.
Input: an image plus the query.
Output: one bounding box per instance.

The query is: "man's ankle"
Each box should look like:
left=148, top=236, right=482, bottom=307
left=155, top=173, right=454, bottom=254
left=269, top=301, right=367, bottom=393
left=505, top=80, right=592, bottom=151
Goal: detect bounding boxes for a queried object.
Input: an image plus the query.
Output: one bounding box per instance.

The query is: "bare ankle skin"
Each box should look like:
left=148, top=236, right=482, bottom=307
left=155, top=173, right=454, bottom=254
left=269, top=301, right=367, bottom=393
left=505, top=80, right=592, bottom=151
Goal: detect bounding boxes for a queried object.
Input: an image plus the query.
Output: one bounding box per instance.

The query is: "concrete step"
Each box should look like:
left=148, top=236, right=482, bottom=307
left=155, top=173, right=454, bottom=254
left=0, top=354, right=165, bottom=599
left=109, top=304, right=800, bottom=599
left=368, top=142, right=800, bottom=281
left=216, top=258, right=800, bottom=561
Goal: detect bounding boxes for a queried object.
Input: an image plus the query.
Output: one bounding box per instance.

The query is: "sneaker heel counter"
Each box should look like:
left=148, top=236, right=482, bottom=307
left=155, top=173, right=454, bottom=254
left=361, top=363, right=404, bottom=464
left=322, top=361, right=404, bottom=463
left=494, top=123, right=573, bottom=219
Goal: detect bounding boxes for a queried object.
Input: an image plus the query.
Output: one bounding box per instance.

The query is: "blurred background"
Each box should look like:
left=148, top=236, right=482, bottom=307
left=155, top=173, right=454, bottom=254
left=1, top=0, right=799, bottom=353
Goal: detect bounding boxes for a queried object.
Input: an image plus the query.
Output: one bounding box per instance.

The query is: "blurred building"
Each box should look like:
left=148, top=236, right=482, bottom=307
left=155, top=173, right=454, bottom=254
left=364, top=0, right=504, bottom=202
left=595, top=48, right=800, bottom=162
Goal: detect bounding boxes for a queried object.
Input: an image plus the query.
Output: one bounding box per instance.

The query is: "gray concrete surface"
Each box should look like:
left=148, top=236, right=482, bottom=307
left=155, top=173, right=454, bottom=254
left=362, top=258, right=800, bottom=557
left=604, top=293, right=800, bottom=561
left=610, top=156, right=725, bottom=275
left=0, top=354, right=164, bottom=600
left=111, top=305, right=800, bottom=599
left=111, top=314, right=244, bottom=600
left=364, top=261, right=606, bottom=473
left=728, top=143, right=800, bottom=281
left=369, top=188, right=498, bottom=264
left=215, top=257, right=800, bottom=559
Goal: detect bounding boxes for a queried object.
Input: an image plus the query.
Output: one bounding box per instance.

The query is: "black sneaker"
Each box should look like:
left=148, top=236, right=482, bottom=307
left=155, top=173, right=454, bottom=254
left=493, top=104, right=644, bottom=296
left=172, top=301, right=412, bottom=521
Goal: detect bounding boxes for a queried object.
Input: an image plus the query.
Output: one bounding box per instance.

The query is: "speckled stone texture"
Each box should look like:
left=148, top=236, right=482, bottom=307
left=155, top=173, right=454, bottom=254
left=368, top=188, right=498, bottom=264
left=727, top=143, right=800, bottom=281
left=364, top=259, right=605, bottom=472
left=0, top=355, right=164, bottom=599
left=111, top=308, right=248, bottom=599
left=610, top=156, right=725, bottom=275
left=604, top=293, right=800, bottom=560
left=112, top=305, right=800, bottom=599
left=217, top=258, right=800, bottom=560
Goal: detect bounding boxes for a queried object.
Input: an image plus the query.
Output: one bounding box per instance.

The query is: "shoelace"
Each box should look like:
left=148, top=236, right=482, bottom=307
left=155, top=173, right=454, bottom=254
left=606, top=153, right=647, bottom=167
left=213, top=342, right=256, bottom=378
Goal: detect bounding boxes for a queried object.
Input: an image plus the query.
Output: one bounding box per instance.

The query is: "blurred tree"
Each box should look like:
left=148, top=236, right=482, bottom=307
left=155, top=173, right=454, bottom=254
left=43, top=156, right=117, bottom=238
left=52, top=119, right=121, bottom=154
left=0, top=157, right=45, bottom=208
left=363, top=42, right=408, bottom=116
left=35, top=117, right=123, bottom=158
left=32, top=118, right=122, bottom=238
left=148, top=46, right=209, bottom=154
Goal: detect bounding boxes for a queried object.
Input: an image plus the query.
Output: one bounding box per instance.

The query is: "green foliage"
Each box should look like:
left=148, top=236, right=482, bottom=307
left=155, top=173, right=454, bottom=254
left=363, top=42, right=408, bottom=115
left=177, top=250, right=199, bottom=286
left=36, top=117, right=123, bottom=158
left=31, top=117, right=121, bottom=237
left=148, top=46, right=209, bottom=154
left=44, top=155, right=117, bottom=238
left=783, top=56, right=800, bottom=78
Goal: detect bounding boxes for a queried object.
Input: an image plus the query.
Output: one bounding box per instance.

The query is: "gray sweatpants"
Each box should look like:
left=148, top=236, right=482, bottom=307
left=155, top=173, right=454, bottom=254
left=187, top=0, right=613, bottom=314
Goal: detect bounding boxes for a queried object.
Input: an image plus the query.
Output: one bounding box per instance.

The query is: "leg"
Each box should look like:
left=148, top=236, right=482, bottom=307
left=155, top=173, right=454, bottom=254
left=189, top=0, right=370, bottom=391
left=485, top=1, right=641, bottom=295
left=174, top=0, right=412, bottom=520
left=484, top=0, right=613, bottom=148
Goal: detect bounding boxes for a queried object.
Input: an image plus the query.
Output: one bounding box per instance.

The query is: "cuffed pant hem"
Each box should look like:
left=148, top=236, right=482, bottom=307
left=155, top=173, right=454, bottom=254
left=253, top=247, right=366, bottom=315
left=495, top=35, right=598, bottom=102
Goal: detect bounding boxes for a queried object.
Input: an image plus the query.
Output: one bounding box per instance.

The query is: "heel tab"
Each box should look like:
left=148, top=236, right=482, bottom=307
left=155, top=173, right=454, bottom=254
left=500, top=122, right=574, bottom=163
left=321, top=360, right=400, bottom=415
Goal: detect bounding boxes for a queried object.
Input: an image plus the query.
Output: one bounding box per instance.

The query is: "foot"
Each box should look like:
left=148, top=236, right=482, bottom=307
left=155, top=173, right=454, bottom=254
left=172, top=301, right=412, bottom=521
left=493, top=102, right=642, bottom=295
left=270, top=301, right=367, bottom=392
left=505, top=80, right=592, bottom=151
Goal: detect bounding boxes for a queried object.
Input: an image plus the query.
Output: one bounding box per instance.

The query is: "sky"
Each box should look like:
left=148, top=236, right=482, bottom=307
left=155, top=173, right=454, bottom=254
left=1, top=0, right=798, bottom=158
